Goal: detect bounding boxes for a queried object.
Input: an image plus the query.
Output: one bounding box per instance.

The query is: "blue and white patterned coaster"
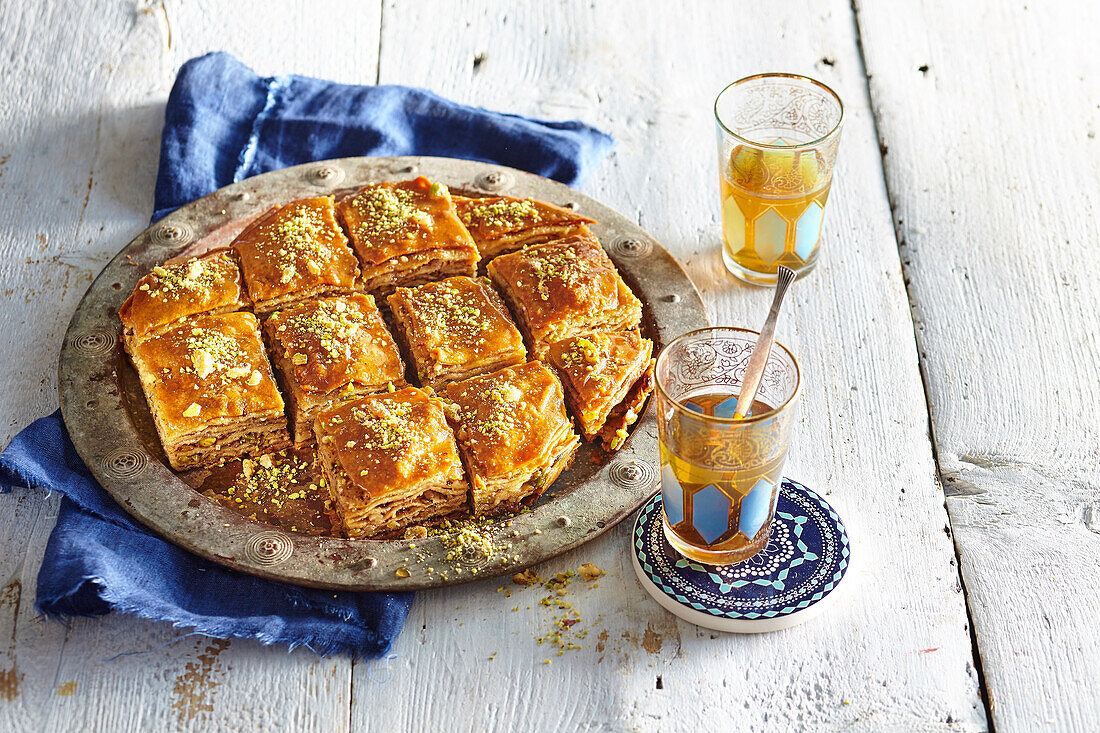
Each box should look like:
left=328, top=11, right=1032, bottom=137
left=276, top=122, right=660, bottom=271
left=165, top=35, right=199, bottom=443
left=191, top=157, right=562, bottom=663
left=632, top=479, right=852, bottom=632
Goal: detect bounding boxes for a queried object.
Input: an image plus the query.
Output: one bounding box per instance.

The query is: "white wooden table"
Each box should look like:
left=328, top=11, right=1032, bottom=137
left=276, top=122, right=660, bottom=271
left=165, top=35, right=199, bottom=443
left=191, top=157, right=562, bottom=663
left=1, top=1, right=1095, bottom=730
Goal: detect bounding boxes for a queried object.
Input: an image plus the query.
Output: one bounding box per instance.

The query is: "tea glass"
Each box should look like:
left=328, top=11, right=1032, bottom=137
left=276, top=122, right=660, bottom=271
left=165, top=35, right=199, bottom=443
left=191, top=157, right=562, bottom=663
left=716, top=73, right=844, bottom=285
left=655, top=327, right=801, bottom=565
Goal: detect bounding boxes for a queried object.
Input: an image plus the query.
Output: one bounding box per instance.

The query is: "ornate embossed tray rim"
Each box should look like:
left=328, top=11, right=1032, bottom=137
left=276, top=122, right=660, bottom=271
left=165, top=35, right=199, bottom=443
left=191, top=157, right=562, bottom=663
left=57, top=156, right=707, bottom=591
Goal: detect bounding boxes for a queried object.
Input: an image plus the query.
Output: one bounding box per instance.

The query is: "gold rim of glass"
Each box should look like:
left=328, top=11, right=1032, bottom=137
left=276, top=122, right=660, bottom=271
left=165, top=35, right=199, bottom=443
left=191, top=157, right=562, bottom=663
left=654, top=326, right=801, bottom=425
left=714, top=72, right=845, bottom=151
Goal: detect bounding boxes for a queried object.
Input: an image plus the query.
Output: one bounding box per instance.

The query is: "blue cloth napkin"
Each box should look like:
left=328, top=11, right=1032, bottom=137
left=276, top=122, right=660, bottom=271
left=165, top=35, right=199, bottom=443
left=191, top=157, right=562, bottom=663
left=155, top=52, right=614, bottom=221
left=0, top=52, right=614, bottom=657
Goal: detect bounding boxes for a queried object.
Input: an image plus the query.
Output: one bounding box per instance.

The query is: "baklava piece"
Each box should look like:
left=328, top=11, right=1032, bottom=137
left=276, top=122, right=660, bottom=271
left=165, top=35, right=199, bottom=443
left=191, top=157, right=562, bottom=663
left=441, top=361, right=580, bottom=516
left=202, top=445, right=339, bottom=536
left=119, top=248, right=247, bottom=350
left=232, top=196, right=361, bottom=315
left=129, top=312, right=290, bottom=470
left=486, top=234, right=643, bottom=359
left=314, top=387, right=468, bottom=538
left=452, top=194, right=596, bottom=261
left=386, top=276, right=527, bottom=389
left=547, top=331, right=655, bottom=451
left=335, top=176, right=479, bottom=296
left=264, top=294, right=406, bottom=443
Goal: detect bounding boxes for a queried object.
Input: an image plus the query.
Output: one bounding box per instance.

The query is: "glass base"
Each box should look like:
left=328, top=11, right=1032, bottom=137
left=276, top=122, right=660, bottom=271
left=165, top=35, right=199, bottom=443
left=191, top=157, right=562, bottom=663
left=722, top=249, right=818, bottom=286
left=663, top=515, right=772, bottom=566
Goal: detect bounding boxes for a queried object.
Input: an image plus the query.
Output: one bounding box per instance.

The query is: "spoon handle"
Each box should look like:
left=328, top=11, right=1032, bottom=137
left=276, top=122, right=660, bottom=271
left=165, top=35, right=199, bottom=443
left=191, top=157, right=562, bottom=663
left=733, top=266, right=796, bottom=419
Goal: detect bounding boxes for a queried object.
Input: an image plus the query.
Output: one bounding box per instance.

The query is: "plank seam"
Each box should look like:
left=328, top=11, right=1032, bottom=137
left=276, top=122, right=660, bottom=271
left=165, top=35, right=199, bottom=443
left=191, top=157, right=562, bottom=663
left=847, top=0, right=994, bottom=728
left=348, top=658, right=355, bottom=733
left=375, top=0, right=385, bottom=86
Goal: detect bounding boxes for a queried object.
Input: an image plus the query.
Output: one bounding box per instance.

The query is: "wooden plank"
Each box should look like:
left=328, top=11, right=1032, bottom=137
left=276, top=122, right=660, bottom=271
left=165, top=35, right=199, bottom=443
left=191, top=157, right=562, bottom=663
left=360, top=1, right=987, bottom=729
left=0, top=0, right=382, bottom=729
left=852, top=1, right=1100, bottom=729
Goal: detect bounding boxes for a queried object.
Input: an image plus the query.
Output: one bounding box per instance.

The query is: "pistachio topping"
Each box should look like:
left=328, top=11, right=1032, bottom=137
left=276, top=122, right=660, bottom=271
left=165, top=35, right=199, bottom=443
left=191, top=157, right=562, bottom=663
left=558, top=334, right=626, bottom=392
left=140, top=252, right=226, bottom=304
left=257, top=205, right=331, bottom=285
left=183, top=328, right=250, bottom=382
left=461, top=198, right=539, bottom=231
left=352, top=186, right=433, bottom=242
left=329, top=398, right=419, bottom=462
left=528, top=249, right=588, bottom=301
left=451, top=376, right=526, bottom=441
left=406, top=281, right=490, bottom=346
left=610, top=427, right=629, bottom=450
left=275, top=298, right=366, bottom=363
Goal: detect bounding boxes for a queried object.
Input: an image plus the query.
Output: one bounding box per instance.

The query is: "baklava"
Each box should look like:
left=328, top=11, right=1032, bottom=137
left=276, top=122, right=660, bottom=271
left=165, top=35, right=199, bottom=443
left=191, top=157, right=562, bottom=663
left=441, top=361, right=580, bottom=516
left=547, top=331, right=655, bottom=451
left=264, top=294, right=406, bottom=443
left=386, top=276, right=527, bottom=389
left=119, top=248, right=247, bottom=350
left=314, top=387, right=468, bottom=538
left=128, top=312, right=290, bottom=470
left=335, top=176, right=479, bottom=296
left=202, top=445, right=339, bottom=536
left=232, top=196, right=361, bottom=315
left=487, top=234, right=643, bottom=358
left=452, top=194, right=596, bottom=260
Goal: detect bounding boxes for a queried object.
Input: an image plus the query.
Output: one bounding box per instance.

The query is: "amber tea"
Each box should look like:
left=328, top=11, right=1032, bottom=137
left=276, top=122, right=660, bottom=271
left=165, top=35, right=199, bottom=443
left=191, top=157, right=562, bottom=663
left=720, top=145, right=832, bottom=278
left=659, top=392, right=787, bottom=564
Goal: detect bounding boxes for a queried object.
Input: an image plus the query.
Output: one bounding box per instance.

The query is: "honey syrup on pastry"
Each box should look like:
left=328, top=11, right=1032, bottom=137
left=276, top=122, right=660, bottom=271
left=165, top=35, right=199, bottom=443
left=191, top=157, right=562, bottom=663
left=319, top=389, right=460, bottom=493
left=274, top=298, right=362, bottom=361
left=269, top=295, right=403, bottom=396
left=233, top=197, right=355, bottom=299
left=441, top=362, right=570, bottom=477
left=558, top=336, right=628, bottom=411
left=529, top=249, right=589, bottom=301
left=450, top=378, right=526, bottom=441
left=409, top=280, right=495, bottom=348
left=346, top=399, right=416, bottom=454
left=559, top=335, right=622, bottom=379
left=320, top=395, right=421, bottom=475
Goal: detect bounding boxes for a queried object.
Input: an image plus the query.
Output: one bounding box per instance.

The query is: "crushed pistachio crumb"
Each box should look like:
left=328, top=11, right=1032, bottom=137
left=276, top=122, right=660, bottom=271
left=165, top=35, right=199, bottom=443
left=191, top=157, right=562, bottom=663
left=578, top=562, right=605, bottom=581
left=140, top=253, right=227, bottom=304
left=352, top=185, right=433, bottom=241
left=274, top=298, right=366, bottom=362
left=527, top=249, right=588, bottom=301
left=183, top=328, right=249, bottom=382
left=460, top=198, right=540, bottom=231
left=513, top=569, right=540, bottom=586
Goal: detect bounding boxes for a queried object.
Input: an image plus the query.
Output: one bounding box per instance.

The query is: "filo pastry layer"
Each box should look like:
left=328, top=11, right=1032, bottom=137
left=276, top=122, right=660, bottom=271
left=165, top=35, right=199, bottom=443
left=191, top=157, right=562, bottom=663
left=314, top=387, right=469, bottom=538
left=441, top=361, right=579, bottom=516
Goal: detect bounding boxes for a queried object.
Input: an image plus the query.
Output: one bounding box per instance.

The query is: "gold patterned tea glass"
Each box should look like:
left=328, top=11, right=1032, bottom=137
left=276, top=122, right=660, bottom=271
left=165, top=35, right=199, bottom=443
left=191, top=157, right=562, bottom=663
left=716, top=73, right=844, bottom=285
left=655, top=327, right=800, bottom=565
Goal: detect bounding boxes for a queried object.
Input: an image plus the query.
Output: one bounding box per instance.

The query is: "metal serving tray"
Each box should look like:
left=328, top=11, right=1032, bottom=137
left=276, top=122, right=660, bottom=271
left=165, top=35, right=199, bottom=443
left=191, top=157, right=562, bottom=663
left=57, top=156, right=707, bottom=591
